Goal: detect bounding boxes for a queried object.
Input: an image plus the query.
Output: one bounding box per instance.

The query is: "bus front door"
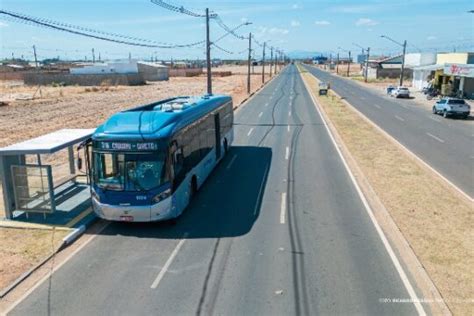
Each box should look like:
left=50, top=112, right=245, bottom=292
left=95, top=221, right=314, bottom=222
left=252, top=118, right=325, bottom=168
left=214, top=113, right=221, bottom=160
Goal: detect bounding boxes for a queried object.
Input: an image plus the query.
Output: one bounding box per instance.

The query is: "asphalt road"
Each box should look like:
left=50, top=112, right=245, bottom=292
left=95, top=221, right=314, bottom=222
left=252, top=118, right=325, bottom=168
left=302, top=64, right=474, bottom=198
left=10, top=65, right=422, bottom=315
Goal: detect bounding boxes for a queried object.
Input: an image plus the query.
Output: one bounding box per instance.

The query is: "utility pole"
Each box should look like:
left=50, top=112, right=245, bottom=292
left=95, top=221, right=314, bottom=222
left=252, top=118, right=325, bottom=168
left=129, top=52, right=131, bottom=62
left=364, top=47, right=370, bottom=83
left=346, top=50, right=351, bottom=77
left=98, top=52, right=101, bottom=62
left=205, top=8, right=212, bottom=95
left=33, top=45, right=38, bottom=68
left=247, top=32, right=252, bottom=94
left=92, top=48, right=95, bottom=63
left=269, top=47, right=273, bottom=77
left=336, top=53, right=339, bottom=74
left=274, top=51, right=277, bottom=75
left=400, top=40, right=407, bottom=86
left=262, top=42, right=266, bottom=84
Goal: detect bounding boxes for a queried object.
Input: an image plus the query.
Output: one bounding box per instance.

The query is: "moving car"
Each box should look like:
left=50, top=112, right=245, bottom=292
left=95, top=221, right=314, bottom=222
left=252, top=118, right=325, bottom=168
left=432, top=98, right=471, bottom=119
left=390, top=86, right=410, bottom=98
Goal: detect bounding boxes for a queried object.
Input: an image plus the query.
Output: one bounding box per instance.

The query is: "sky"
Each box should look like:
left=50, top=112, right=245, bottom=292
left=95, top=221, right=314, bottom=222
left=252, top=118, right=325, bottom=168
left=0, top=0, right=473, bottom=61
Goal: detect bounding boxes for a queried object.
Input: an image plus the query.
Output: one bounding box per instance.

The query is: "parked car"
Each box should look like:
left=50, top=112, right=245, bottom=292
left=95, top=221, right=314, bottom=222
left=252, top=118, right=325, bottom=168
left=432, top=98, right=470, bottom=119
left=390, top=86, right=410, bottom=98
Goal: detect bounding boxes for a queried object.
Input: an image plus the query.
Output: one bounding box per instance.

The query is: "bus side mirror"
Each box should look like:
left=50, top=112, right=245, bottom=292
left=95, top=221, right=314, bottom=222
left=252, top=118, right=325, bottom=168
left=77, top=157, right=83, bottom=170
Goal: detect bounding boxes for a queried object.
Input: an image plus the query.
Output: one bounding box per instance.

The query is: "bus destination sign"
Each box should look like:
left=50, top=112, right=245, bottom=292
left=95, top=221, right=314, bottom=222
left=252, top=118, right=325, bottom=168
left=96, top=141, right=159, bottom=151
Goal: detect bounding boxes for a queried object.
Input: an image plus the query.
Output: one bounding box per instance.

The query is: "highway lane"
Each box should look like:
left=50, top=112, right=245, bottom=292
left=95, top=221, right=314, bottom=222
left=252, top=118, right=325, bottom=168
left=302, top=64, right=474, bottom=198
left=10, top=65, right=421, bottom=315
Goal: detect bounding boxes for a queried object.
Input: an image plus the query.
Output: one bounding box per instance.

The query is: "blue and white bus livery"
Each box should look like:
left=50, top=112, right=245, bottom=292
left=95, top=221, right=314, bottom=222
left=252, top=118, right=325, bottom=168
left=83, top=94, right=233, bottom=222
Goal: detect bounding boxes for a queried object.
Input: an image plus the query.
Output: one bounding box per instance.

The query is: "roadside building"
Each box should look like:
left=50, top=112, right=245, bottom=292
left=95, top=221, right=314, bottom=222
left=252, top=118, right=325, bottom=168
left=412, top=52, right=474, bottom=97
left=365, top=53, right=436, bottom=81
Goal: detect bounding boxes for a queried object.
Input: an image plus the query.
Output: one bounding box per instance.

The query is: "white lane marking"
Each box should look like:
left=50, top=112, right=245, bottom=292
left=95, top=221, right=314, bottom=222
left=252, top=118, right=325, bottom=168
left=289, top=111, right=292, bottom=117
left=360, top=96, right=366, bottom=100
left=287, top=125, right=290, bottom=132
left=280, top=192, right=287, bottom=224
left=289, top=102, right=292, bottom=106
left=247, top=128, right=254, bottom=137
left=428, top=115, right=440, bottom=122
left=395, top=115, right=405, bottom=122
left=426, top=132, right=445, bottom=143
left=265, top=103, right=269, bottom=107
left=254, top=163, right=270, bottom=215
left=374, top=104, right=381, bottom=109
left=258, top=112, right=263, bottom=118
left=151, top=233, right=189, bottom=289
left=285, top=147, right=289, bottom=160
left=301, top=75, right=426, bottom=315
left=226, top=154, right=237, bottom=170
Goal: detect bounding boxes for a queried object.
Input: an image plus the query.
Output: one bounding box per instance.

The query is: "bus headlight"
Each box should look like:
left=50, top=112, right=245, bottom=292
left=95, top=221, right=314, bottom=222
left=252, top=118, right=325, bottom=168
left=152, top=188, right=171, bottom=203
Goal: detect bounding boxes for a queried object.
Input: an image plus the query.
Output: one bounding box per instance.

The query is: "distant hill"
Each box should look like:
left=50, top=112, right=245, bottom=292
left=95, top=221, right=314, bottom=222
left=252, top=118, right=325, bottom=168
left=287, top=51, right=324, bottom=60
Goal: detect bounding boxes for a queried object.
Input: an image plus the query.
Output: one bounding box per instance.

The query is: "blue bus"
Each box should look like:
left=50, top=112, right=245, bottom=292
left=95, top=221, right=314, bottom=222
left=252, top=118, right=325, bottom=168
left=80, top=95, right=233, bottom=222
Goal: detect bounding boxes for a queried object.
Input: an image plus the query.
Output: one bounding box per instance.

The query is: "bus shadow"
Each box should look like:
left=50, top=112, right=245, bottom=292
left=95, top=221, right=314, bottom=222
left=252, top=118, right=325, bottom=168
left=100, top=145, right=272, bottom=239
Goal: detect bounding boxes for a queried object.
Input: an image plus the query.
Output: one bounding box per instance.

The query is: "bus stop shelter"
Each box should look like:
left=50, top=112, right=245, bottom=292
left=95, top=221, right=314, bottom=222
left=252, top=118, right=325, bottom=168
left=0, top=129, right=94, bottom=221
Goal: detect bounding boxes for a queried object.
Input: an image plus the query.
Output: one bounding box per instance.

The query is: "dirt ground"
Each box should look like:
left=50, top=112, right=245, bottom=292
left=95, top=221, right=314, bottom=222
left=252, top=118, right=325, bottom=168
left=0, top=228, right=69, bottom=290
left=0, top=66, right=269, bottom=148
left=301, top=69, right=473, bottom=315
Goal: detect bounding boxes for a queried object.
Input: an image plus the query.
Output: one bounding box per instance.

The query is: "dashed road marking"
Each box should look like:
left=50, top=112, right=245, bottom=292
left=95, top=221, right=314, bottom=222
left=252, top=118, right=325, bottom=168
left=280, top=192, right=287, bottom=224
left=247, top=128, right=254, bottom=136
left=258, top=112, right=263, bottom=118
left=285, top=146, right=289, bottom=160
left=287, top=125, right=290, bottom=132
left=426, top=132, right=445, bottom=143
left=428, top=115, right=441, bottom=122
left=374, top=104, right=381, bottom=109
left=289, top=111, right=292, bottom=117
left=151, top=233, right=189, bottom=289
left=395, top=115, right=405, bottom=122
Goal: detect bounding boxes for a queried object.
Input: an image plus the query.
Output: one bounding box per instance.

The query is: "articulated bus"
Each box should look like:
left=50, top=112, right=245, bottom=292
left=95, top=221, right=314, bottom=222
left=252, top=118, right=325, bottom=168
left=79, top=95, right=233, bottom=222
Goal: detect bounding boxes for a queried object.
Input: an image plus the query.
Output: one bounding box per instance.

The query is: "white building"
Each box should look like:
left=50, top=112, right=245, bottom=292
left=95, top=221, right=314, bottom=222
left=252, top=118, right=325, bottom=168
left=70, top=60, right=169, bottom=81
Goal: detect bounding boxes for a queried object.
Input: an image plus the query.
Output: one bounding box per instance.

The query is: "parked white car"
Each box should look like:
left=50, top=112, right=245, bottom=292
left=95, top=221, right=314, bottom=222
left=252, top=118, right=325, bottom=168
left=432, top=98, right=471, bottom=119
left=390, top=86, right=410, bottom=98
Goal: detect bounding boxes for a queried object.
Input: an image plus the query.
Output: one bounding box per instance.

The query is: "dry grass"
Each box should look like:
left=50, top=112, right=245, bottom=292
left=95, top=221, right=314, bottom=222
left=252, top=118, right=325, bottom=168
left=301, top=70, right=473, bottom=315
left=0, top=227, right=69, bottom=290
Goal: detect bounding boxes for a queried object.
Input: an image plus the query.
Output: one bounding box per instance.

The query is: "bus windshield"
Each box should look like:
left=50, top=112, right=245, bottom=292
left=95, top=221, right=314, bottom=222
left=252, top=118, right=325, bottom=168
left=93, top=152, right=168, bottom=191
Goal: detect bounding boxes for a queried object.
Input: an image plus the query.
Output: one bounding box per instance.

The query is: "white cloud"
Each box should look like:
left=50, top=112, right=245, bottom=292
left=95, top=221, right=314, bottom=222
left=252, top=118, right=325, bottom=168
left=355, top=18, right=378, bottom=26
left=315, top=20, right=330, bottom=26
left=269, top=27, right=289, bottom=35
left=240, top=17, right=248, bottom=23
left=291, top=20, right=301, bottom=27
left=0, top=21, right=8, bottom=27
left=427, top=35, right=437, bottom=41
left=292, top=4, right=301, bottom=9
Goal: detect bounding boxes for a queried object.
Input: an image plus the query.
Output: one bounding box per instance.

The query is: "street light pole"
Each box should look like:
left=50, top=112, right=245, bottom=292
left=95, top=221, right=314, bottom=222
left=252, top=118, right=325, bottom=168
left=262, top=42, right=266, bottom=84
left=347, top=51, right=351, bottom=77
left=365, top=47, right=370, bottom=83
left=205, top=8, right=212, bottom=95
left=400, top=40, right=407, bottom=86
left=336, top=52, right=339, bottom=74
left=381, top=35, right=407, bottom=87
left=269, top=47, right=273, bottom=77
left=247, top=32, right=252, bottom=94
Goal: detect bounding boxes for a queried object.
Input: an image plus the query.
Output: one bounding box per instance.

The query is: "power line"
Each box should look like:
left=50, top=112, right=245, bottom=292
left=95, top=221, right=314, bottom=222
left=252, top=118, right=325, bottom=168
left=0, top=9, right=205, bottom=48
